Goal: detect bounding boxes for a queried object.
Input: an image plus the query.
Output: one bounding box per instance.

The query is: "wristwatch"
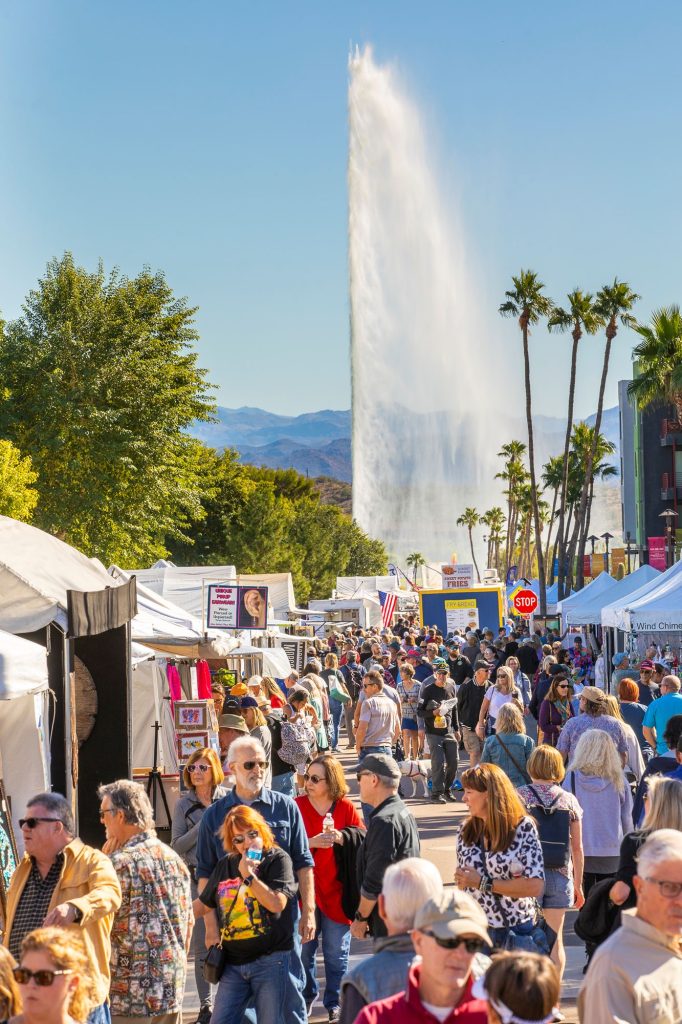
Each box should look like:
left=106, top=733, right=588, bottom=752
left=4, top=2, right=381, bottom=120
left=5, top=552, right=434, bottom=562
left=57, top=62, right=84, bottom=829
left=478, top=877, right=492, bottom=895
left=354, top=911, right=371, bottom=922
left=70, top=904, right=83, bottom=923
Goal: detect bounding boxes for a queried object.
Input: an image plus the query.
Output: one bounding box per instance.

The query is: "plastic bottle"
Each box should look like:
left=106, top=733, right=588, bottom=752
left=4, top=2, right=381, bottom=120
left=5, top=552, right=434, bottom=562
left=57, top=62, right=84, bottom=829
left=323, top=812, right=335, bottom=833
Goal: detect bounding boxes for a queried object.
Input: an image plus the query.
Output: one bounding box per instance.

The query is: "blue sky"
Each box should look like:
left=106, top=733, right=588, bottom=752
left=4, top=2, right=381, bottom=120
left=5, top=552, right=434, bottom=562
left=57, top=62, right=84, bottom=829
left=1, top=2, right=681, bottom=418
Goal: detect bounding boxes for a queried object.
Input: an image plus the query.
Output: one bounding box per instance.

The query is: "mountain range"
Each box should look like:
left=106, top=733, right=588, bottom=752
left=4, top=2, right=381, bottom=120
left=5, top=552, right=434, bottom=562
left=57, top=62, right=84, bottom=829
left=190, top=405, right=620, bottom=484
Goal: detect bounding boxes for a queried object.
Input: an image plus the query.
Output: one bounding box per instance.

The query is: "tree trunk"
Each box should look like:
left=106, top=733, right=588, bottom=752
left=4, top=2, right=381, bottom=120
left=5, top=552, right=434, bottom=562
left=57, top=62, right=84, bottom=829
left=557, top=328, right=581, bottom=600
left=469, top=528, right=481, bottom=583
left=521, top=320, right=547, bottom=611
left=505, top=492, right=514, bottom=572
left=544, top=487, right=559, bottom=583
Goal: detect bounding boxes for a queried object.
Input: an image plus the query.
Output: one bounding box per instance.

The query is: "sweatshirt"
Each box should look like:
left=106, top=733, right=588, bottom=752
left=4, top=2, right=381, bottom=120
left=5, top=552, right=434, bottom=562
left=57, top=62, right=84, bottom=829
left=563, top=769, right=633, bottom=858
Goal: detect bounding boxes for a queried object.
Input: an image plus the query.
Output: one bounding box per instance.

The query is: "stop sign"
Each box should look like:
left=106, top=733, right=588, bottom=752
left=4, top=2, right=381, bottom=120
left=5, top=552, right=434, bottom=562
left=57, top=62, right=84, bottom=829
left=512, top=588, right=538, bottom=615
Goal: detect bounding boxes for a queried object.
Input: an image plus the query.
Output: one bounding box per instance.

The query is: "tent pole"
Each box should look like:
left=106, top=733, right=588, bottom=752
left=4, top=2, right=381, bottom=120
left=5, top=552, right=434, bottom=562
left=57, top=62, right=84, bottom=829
left=62, top=635, right=76, bottom=827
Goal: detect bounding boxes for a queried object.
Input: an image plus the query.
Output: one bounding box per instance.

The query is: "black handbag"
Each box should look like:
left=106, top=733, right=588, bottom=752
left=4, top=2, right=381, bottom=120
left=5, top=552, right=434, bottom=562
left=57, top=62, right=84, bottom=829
left=203, top=943, right=226, bottom=984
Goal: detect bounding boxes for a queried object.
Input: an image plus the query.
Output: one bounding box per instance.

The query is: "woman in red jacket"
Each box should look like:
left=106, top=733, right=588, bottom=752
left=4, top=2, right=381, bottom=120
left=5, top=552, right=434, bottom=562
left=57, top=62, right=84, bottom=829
left=296, top=753, right=364, bottom=1022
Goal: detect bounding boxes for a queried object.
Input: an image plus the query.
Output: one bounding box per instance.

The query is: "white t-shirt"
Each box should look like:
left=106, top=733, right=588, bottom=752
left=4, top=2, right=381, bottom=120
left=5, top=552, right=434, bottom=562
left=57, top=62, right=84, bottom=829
left=421, top=1002, right=452, bottom=1022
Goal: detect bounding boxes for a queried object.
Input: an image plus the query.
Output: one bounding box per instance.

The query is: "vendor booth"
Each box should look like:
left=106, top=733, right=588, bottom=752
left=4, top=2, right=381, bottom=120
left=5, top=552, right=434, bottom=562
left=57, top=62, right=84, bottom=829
left=602, top=558, right=682, bottom=667
left=0, top=517, right=136, bottom=844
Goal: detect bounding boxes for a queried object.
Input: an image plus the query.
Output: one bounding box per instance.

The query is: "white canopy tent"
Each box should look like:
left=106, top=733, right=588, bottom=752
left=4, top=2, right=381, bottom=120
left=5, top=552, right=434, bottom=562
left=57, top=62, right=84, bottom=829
left=130, top=643, right=178, bottom=775
left=557, top=573, right=616, bottom=621
left=564, top=566, right=660, bottom=626
left=599, top=565, right=663, bottom=628
left=609, top=559, right=682, bottom=632
left=335, top=576, right=399, bottom=598
left=0, top=631, right=51, bottom=848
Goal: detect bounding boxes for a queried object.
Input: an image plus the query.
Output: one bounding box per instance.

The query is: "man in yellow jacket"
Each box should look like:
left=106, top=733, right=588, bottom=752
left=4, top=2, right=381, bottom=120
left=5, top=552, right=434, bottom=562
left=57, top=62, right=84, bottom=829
left=2, top=791, right=121, bottom=1024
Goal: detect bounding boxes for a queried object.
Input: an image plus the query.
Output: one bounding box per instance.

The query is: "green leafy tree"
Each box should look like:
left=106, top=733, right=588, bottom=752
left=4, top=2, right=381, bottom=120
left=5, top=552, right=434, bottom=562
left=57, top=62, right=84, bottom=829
left=495, top=441, right=528, bottom=572
left=406, top=551, right=426, bottom=584
left=0, top=254, right=215, bottom=564
left=541, top=455, right=564, bottom=583
left=548, top=290, right=604, bottom=597
left=480, top=506, right=506, bottom=575
left=0, top=439, right=39, bottom=520
left=500, top=270, right=554, bottom=612
left=456, top=507, right=481, bottom=583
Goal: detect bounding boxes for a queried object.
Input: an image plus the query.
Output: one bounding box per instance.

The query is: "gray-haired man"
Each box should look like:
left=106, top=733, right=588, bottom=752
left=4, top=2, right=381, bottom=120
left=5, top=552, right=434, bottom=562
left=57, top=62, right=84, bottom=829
left=99, top=780, right=192, bottom=1024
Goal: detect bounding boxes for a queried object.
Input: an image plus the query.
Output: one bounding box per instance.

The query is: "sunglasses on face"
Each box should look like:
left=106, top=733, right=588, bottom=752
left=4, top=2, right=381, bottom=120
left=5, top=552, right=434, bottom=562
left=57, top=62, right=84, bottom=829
left=304, top=773, right=325, bottom=784
left=19, top=817, right=60, bottom=830
left=13, top=968, right=73, bottom=987
left=421, top=933, right=487, bottom=953
left=557, top=684, right=569, bottom=690
left=187, top=764, right=210, bottom=773
left=362, top=684, right=376, bottom=690
left=239, top=760, right=267, bottom=771
left=233, top=830, right=260, bottom=845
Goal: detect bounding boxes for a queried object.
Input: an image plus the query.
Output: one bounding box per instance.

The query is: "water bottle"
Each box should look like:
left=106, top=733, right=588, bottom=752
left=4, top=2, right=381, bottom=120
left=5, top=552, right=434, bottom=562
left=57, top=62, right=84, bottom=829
left=246, top=843, right=263, bottom=866
left=323, top=812, right=335, bottom=834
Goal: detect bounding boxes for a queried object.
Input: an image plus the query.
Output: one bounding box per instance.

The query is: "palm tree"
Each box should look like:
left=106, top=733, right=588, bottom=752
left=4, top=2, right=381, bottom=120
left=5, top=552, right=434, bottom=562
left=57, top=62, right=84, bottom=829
left=481, top=506, right=506, bottom=575
left=456, top=507, right=481, bottom=582
left=541, top=455, right=564, bottom=583
left=496, top=441, right=527, bottom=571
left=499, top=270, right=554, bottom=612
left=406, top=551, right=426, bottom=585
left=628, top=305, right=682, bottom=422
left=547, top=290, right=604, bottom=598
left=568, top=279, right=639, bottom=589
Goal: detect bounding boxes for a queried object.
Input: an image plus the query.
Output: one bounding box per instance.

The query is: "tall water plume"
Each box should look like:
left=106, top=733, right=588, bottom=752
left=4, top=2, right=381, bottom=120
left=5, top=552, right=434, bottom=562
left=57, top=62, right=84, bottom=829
left=348, top=46, right=507, bottom=565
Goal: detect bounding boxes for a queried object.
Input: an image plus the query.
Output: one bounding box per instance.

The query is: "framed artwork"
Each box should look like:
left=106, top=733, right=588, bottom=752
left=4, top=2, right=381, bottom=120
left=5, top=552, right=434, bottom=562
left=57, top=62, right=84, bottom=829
left=174, top=701, right=211, bottom=732
left=0, top=780, right=19, bottom=919
left=176, top=731, right=211, bottom=761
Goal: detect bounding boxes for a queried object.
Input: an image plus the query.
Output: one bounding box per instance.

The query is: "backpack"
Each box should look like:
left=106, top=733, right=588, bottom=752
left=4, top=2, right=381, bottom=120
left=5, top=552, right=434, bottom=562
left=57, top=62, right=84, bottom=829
left=279, top=712, right=315, bottom=766
left=342, top=664, right=364, bottom=702
left=526, top=784, right=571, bottom=869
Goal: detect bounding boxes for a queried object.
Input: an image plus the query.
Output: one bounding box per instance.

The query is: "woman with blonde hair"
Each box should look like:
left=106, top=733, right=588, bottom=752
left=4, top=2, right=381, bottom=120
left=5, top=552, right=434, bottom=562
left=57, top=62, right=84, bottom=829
left=563, top=729, right=632, bottom=896
left=476, top=665, right=523, bottom=740
left=260, top=675, right=286, bottom=709
left=480, top=703, right=535, bottom=787
left=15, top=927, right=97, bottom=1024
left=171, top=747, right=228, bottom=1024
left=396, top=661, right=421, bottom=760
left=609, top=774, right=682, bottom=911
left=193, top=805, right=299, bottom=1024
left=505, top=655, right=532, bottom=713
left=454, top=764, right=546, bottom=949
left=602, top=693, right=644, bottom=782
left=321, top=652, right=351, bottom=753
left=517, top=745, right=584, bottom=979
left=0, top=947, right=20, bottom=1023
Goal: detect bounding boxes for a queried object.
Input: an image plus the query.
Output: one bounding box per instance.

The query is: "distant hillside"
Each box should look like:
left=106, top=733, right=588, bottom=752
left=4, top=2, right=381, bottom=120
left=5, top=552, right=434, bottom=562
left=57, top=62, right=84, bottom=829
left=190, top=404, right=620, bottom=485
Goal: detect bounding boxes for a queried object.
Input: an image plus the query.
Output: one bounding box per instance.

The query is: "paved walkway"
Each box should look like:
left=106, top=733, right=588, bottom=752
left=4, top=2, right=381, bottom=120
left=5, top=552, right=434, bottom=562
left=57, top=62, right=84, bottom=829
left=183, top=737, right=584, bottom=1023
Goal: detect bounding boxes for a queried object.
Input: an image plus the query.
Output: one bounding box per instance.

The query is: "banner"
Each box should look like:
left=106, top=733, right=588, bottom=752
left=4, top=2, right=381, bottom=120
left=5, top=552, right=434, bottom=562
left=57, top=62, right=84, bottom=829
left=206, top=585, right=269, bottom=630
left=582, top=555, right=592, bottom=579
left=648, top=536, right=667, bottom=571
left=591, top=553, right=606, bottom=575
left=441, top=563, right=474, bottom=589
left=611, top=547, right=626, bottom=573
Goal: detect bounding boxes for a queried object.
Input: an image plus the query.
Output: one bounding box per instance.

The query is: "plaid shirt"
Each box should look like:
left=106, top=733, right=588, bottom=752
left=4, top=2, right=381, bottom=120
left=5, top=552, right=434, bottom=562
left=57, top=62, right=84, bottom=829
left=109, top=831, right=191, bottom=1016
left=8, top=853, right=64, bottom=959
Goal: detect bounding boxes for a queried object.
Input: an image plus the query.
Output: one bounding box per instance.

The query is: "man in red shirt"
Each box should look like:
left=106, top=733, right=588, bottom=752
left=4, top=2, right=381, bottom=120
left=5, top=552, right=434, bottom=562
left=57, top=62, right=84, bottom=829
left=353, top=890, right=490, bottom=1024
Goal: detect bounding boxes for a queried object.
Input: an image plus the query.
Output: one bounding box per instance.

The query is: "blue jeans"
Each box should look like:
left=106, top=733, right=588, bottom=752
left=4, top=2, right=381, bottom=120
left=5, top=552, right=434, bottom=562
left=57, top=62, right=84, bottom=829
left=86, top=1004, right=110, bottom=1024
left=329, top=697, right=344, bottom=749
left=301, top=909, right=351, bottom=1011
left=358, top=744, right=392, bottom=821
left=212, top=949, right=291, bottom=1024
left=271, top=771, right=296, bottom=796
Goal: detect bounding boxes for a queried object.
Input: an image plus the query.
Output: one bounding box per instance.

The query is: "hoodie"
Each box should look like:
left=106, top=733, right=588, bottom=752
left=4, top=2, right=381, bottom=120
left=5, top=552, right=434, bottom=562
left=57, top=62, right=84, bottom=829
left=563, top=769, right=633, bottom=858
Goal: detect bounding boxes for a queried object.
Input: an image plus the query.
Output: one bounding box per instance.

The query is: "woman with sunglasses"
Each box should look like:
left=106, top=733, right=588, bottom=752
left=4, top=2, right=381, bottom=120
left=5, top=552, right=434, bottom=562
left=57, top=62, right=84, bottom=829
left=14, top=927, right=97, bottom=1024
left=454, top=764, right=546, bottom=952
left=0, top=946, right=20, bottom=1024
left=193, top=804, right=299, bottom=1024
left=171, top=747, right=228, bottom=1024
left=475, top=666, right=523, bottom=740
left=538, top=674, right=574, bottom=748
left=295, top=754, right=364, bottom=1022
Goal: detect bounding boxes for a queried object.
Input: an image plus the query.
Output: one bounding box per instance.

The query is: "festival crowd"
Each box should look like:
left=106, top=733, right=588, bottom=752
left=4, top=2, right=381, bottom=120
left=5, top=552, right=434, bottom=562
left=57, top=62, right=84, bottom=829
left=1, top=616, right=681, bottom=1024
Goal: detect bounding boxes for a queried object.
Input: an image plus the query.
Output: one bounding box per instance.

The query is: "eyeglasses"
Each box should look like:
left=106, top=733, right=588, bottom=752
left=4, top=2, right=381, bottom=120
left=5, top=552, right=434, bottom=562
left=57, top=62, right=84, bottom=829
left=233, top=830, right=260, bottom=845
left=643, top=877, right=682, bottom=898
left=19, top=817, right=61, bottom=830
left=356, top=771, right=371, bottom=781
left=304, top=773, right=325, bottom=784
left=362, top=684, right=376, bottom=690
left=421, top=932, right=487, bottom=953
left=13, top=968, right=73, bottom=986
left=99, top=808, right=118, bottom=821
left=238, top=760, right=267, bottom=771
left=556, top=685, right=569, bottom=690
left=187, top=764, right=210, bottom=773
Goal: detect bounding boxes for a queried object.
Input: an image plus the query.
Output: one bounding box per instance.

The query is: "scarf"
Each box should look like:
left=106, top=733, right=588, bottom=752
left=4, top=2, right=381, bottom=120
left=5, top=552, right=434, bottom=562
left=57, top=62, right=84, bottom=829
left=552, top=698, right=571, bottom=723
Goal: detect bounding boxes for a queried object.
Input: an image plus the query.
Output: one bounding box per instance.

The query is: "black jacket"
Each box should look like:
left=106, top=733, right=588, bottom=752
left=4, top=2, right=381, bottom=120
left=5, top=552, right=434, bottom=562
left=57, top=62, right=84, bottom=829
left=457, top=679, right=489, bottom=730
left=333, top=825, right=365, bottom=920
left=447, top=654, right=472, bottom=686
left=357, top=795, right=420, bottom=937
left=418, top=681, right=459, bottom=736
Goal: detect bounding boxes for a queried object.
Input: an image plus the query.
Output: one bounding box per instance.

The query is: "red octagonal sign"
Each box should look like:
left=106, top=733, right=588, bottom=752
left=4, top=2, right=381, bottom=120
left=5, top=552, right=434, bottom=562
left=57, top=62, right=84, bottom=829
left=512, top=589, right=539, bottom=615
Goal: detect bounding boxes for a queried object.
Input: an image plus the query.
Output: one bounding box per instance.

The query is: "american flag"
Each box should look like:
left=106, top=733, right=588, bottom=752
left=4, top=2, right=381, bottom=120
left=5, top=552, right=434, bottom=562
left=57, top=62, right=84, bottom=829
left=378, top=590, right=398, bottom=628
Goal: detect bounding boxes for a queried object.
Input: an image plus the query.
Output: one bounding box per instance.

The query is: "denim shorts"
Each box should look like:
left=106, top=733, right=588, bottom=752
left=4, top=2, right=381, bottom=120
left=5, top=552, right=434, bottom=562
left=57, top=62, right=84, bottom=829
left=401, top=717, right=418, bottom=731
left=542, top=868, right=574, bottom=909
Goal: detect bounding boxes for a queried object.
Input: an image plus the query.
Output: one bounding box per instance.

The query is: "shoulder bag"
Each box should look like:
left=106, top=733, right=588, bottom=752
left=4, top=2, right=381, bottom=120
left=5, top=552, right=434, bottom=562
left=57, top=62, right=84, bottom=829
left=202, top=881, right=242, bottom=983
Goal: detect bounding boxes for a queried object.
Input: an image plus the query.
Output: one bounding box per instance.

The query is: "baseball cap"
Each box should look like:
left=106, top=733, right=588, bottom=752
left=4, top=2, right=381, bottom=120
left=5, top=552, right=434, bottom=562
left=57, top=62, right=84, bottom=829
left=414, top=890, right=491, bottom=945
left=230, top=682, right=248, bottom=697
left=356, top=753, right=401, bottom=782
left=639, top=659, right=654, bottom=670
left=434, top=664, right=449, bottom=675
left=389, top=640, right=402, bottom=651
left=239, top=696, right=259, bottom=709
left=612, top=652, right=628, bottom=668
left=218, top=714, right=249, bottom=732
left=581, top=686, right=606, bottom=704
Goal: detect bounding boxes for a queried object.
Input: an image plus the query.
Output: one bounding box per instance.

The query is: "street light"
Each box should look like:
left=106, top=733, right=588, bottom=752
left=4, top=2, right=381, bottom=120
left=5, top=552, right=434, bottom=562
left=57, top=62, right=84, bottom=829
left=587, top=535, right=599, bottom=555
left=624, top=531, right=638, bottom=574
left=601, top=532, right=614, bottom=574
left=659, top=508, right=679, bottom=568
